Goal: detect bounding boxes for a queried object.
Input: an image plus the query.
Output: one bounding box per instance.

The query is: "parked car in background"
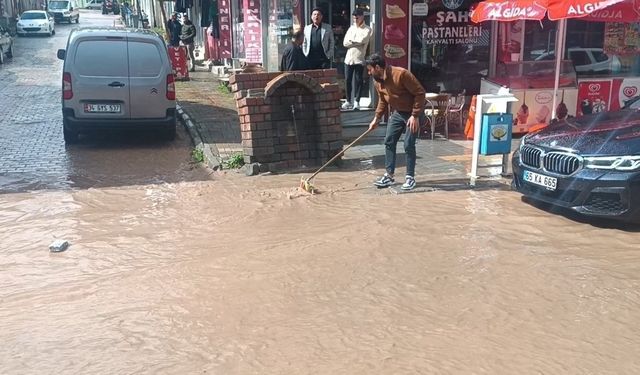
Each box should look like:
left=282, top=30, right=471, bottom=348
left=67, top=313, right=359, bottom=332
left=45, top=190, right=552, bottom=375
left=16, top=11, right=55, bottom=37
left=0, top=25, right=14, bottom=64
left=57, top=28, right=177, bottom=143
left=512, top=97, right=640, bottom=223
left=85, top=0, right=104, bottom=10
left=48, top=0, right=80, bottom=24
left=535, top=47, right=622, bottom=75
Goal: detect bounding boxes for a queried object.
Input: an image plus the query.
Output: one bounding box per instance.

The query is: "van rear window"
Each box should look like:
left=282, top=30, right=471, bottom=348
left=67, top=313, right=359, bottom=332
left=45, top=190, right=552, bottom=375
left=128, top=41, right=163, bottom=77
left=74, top=40, right=128, bottom=77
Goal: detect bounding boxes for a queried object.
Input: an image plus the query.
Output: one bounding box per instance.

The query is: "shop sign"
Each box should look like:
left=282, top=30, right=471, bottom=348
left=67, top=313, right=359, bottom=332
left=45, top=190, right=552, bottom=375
left=217, top=0, right=232, bottom=58
left=577, top=80, right=612, bottom=116
left=421, top=10, right=484, bottom=44
left=243, top=0, right=263, bottom=63
left=168, top=46, right=189, bottom=80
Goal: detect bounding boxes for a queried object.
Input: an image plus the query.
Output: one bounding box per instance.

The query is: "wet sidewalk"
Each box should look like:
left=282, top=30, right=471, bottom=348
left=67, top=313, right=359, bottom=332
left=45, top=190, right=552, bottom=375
left=175, top=69, right=513, bottom=185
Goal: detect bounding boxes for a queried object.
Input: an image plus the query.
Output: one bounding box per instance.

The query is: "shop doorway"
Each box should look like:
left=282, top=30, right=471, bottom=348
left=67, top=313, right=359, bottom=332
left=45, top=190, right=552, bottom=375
left=307, top=0, right=376, bottom=108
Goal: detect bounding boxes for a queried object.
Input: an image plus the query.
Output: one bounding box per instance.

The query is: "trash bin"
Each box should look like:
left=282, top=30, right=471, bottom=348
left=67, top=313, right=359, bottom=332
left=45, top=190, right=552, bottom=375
left=480, top=113, right=513, bottom=155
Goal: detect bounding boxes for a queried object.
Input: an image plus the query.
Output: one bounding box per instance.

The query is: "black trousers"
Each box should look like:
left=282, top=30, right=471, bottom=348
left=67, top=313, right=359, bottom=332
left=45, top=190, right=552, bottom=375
left=345, top=64, right=364, bottom=103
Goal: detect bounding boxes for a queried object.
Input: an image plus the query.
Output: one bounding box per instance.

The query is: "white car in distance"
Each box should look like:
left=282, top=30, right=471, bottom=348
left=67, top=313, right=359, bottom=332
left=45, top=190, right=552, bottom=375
left=17, top=11, right=55, bottom=37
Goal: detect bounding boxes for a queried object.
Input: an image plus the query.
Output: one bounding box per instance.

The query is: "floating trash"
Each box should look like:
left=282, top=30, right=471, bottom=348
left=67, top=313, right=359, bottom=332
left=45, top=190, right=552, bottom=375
left=49, top=240, right=69, bottom=253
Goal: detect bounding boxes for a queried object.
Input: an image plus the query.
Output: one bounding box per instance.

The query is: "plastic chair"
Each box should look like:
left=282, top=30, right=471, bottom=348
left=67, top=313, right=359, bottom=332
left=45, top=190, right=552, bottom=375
left=424, top=93, right=451, bottom=139
left=446, top=90, right=466, bottom=133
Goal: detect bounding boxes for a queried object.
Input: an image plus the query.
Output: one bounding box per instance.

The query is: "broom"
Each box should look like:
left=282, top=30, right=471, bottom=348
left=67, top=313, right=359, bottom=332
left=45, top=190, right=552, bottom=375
left=300, top=128, right=373, bottom=193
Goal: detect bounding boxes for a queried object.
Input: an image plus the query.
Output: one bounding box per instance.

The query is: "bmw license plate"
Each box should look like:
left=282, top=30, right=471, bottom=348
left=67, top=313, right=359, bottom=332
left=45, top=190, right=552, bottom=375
left=84, top=104, right=121, bottom=113
left=523, top=170, right=557, bottom=191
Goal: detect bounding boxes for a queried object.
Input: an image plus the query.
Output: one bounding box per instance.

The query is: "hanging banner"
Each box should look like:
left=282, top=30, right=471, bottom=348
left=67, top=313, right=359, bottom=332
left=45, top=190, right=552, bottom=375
left=218, top=0, right=232, bottom=58
left=243, top=0, right=263, bottom=63
left=382, top=0, right=410, bottom=68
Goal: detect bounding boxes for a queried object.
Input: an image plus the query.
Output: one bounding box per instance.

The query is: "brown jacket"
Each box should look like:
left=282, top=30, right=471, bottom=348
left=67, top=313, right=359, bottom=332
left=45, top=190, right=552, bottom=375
left=374, top=66, right=425, bottom=119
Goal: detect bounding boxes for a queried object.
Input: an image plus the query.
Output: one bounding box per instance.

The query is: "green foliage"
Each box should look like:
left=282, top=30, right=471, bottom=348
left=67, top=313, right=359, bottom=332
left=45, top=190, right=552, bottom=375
left=191, top=148, right=204, bottom=163
left=224, top=152, right=245, bottom=169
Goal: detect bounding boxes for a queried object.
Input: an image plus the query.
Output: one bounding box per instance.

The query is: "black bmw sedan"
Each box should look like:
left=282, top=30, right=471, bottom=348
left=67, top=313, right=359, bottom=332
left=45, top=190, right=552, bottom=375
left=512, top=99, right=640, bottom=222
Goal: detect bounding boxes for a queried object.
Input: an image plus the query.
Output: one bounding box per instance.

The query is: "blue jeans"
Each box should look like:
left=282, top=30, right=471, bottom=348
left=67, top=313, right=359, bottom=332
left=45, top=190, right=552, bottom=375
left=385, top=111, right=418, bottom=177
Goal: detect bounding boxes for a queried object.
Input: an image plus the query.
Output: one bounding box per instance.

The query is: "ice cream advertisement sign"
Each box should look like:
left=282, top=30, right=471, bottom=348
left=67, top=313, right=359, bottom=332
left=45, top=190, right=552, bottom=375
left=609, top=78, right=640, bottom=110
left=583, top=0, right=640, bottom=21
left=577, top=80, right=612, bottom=116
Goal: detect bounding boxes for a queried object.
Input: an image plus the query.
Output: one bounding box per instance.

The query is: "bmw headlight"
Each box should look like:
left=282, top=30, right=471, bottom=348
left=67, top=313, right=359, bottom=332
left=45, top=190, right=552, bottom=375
left=583, top=155, right=640, bottom=171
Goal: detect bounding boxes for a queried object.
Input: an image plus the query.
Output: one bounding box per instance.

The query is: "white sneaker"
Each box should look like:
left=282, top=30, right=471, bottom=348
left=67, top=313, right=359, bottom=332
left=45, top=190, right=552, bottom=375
left=353, top=101, right=360, bottom=110
left=341, top=101, right=353, bottom=110
left=401, top=175, right=416, bottom=190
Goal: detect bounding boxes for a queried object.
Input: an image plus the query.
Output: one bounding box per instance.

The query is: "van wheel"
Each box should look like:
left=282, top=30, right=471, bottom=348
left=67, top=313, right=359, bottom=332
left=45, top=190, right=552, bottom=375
left=75, top=16, right=79, bottom=23
left=63, top=123, right=79, bottom=144
left=6, top=43, right=12, bottom=58
left=0, top=48, right=4, bottom=64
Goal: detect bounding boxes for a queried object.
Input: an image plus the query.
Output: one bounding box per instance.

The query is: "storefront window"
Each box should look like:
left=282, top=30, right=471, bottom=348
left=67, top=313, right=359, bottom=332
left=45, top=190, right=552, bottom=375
left=566, top=19, right=640, bottom=77
left=410, top=0, right=491, bottom=95
left=266, top=0, right=298, bottom=71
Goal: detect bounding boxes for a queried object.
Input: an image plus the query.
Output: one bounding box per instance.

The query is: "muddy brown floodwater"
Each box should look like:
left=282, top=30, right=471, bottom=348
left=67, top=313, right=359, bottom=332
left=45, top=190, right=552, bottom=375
left=1, top=170, right=640, bottom=374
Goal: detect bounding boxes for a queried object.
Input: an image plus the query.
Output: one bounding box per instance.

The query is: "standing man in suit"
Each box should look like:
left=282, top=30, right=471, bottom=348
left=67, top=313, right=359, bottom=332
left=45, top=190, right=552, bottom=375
left=303, top=7, right=335, bottom=69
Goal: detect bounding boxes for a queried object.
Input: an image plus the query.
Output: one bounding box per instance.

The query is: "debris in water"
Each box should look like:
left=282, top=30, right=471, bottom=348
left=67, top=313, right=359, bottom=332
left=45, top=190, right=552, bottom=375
left=49, top=240, right=69, bottom=253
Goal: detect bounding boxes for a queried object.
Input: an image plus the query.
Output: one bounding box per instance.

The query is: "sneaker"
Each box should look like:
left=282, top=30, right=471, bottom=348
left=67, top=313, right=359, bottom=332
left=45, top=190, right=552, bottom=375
left=341, top=101, right=353, bottom=110
left=352, top=101, right=360, bottom=110
left=374, top=173, right=395, bottom=187
left=401, top=175, right=416, bottom=190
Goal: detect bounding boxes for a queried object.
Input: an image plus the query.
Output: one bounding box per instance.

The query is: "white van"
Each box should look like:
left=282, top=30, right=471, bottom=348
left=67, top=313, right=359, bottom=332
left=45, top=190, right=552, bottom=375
left=57, top=28, right=177, bottom=143
left=49, top=0, right=79, bottom=23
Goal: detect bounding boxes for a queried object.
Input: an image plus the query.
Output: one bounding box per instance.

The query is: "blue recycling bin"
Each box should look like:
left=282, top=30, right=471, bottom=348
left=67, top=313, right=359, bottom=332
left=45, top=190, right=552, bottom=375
left=480, top=113, right=513, bottom=155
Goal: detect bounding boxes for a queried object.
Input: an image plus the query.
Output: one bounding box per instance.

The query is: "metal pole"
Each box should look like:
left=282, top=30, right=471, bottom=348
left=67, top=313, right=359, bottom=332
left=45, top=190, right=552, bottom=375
left=551, top=19, right=566, bottom=120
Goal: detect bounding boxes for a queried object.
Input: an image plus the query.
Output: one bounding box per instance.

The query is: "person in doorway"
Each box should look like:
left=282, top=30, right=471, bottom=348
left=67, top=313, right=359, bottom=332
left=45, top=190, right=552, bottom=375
left=280, top=31, right=308, bottom=71
left=342, top=8, right=371, bottom=110
left=166, top=13, right=182, bottom=47
left=366, top=54, right=425, bottom=191
left=302, top=7, right=335, bottom=69
left=180, top=13, right=197, bottom=72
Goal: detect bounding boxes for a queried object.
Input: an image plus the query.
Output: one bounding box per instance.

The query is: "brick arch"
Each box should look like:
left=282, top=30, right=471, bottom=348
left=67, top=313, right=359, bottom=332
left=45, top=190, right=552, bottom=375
left=264, top=72, right=323, bottom=98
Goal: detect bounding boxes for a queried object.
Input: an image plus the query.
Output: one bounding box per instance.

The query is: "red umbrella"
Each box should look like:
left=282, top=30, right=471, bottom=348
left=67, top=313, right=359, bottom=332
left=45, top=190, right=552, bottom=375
left=547, top=0, right=629, bottom=20
left=470, top=0, right=549, bottom=22
left=580, top=0, right=640, bottom=22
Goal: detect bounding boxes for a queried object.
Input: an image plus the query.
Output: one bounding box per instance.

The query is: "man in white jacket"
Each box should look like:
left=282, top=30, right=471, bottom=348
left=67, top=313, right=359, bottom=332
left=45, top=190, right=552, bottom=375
left=303, top=7, right=335, bottom=69
left=342, top=8, right=371, bottom=110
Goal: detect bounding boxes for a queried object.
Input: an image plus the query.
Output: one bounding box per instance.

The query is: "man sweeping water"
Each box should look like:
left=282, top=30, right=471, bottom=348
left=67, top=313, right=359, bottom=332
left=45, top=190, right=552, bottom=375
left=366, top=54, right=425, bottom=191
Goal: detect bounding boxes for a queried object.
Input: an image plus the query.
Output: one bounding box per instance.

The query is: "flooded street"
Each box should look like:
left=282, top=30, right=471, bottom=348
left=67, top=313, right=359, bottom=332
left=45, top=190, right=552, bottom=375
left=2, top=170, right=640, bottom=374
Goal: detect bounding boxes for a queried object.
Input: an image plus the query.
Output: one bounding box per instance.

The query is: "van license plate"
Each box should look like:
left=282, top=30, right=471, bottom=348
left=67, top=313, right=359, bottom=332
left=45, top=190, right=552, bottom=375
left=84, top=104, right=121, bottom=113
left=523, top=170, right=557, bottom=191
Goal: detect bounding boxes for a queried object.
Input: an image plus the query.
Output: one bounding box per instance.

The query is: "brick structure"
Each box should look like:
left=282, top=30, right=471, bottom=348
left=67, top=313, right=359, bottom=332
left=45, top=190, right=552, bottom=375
left=229, top=70, right=343, bottom=172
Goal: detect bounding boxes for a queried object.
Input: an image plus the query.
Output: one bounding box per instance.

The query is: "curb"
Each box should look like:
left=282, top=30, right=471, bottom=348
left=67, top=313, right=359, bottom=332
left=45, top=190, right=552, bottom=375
left=176, top=104, right=222, bottom=171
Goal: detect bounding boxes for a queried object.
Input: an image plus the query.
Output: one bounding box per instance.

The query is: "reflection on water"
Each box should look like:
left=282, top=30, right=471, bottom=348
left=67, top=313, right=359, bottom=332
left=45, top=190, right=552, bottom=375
left=1, top=170, right=640, bottom=373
